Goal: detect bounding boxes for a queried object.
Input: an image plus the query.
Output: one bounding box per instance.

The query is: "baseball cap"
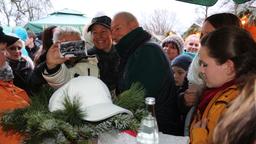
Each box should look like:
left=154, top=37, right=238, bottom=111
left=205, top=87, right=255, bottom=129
left=87, top=16, right=111, bottom=32
left=49, top=76, right=133, bottom=122
left=0, top=26, right=19, bottom=46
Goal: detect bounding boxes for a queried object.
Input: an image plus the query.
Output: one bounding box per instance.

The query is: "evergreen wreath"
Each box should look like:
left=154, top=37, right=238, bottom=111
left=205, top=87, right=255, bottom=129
left=1, top=83, right=146, bottom=144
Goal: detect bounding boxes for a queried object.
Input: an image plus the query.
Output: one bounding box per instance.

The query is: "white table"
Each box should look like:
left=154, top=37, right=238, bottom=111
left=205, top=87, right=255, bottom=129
left=98, top=131, right=190, bottom=144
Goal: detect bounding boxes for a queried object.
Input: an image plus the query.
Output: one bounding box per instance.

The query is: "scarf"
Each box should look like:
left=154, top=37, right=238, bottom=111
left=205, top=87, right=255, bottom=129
left=115, top=27, right=151, bottom=75
left=198, top=80, right=236, bottom=113
left=115, top=27, right=151, bottom=93
left=0, top=62, right=14, bottom=81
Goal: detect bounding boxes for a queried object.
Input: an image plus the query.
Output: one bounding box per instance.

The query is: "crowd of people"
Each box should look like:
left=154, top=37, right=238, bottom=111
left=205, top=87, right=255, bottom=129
left=0, top=11, right=256, bottom=143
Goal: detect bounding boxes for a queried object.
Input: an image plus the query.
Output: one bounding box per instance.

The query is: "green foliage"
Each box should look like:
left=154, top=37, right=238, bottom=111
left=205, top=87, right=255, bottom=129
left=52, top=96, right=86, bottom=126
left=31, top=85, right=54, bottom=108
left=1, top=108, right=28, bottom=132
left=114, top=82, right=145, bottom=113
left=1, top=82, right=146, bottom=143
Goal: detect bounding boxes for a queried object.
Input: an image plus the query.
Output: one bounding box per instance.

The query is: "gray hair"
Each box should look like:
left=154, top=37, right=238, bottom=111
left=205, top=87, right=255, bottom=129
left=52, top=26, right=82, bottom=43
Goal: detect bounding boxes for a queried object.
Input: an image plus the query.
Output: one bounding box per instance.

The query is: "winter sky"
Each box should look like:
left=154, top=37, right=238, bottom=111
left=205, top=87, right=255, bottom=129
left=50, top=0, right=239, bottom=34
left=50, top=0, right=204, bottom=33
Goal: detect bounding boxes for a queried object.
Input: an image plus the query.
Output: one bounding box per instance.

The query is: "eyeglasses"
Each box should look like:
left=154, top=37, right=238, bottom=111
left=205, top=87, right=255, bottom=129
left=8, top=46, right=22, bottom=51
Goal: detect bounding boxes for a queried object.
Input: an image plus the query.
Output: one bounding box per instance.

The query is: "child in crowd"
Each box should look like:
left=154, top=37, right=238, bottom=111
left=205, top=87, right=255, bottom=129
left=171, top=54, right=193, bottom=94
left=171, top=54, right=192, bottom=135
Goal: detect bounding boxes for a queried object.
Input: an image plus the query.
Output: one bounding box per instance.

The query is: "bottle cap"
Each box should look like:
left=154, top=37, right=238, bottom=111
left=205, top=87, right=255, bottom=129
left=145, top=97, right=155, bottom=105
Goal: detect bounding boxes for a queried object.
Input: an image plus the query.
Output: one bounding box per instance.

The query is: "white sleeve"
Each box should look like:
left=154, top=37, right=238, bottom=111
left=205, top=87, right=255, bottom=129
left=42, top=60, right=99, bottom=89
left=43, top=64, right=72, bottom=89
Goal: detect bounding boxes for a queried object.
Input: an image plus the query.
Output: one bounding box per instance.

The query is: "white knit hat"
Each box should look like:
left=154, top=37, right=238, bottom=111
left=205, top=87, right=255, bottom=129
left=161, top=35, right=184, bottom=54
left=48, top=76, right=133, bottom=122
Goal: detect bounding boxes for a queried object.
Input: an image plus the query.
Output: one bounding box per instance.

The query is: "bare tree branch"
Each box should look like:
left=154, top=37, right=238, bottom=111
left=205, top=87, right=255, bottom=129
left=141, top=9, right=177, bottom=35
left=0, top=0, right=53, bottom=26
left=0, top=0, right=15, bottom=26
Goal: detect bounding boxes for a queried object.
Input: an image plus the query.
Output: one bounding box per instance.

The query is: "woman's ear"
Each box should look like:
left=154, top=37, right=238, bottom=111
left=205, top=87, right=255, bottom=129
left=224, top=59, right=235, bottom=75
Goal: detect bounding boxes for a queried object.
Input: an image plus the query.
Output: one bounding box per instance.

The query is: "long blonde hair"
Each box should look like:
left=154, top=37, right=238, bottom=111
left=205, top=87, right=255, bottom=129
left=213, top=73, right=256, bottom=144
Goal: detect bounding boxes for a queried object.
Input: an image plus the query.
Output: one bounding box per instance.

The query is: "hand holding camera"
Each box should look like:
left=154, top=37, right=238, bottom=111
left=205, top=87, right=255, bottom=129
left=60, top=40, right=87, bottom=58
left=46, top=40, right=87, bottom=70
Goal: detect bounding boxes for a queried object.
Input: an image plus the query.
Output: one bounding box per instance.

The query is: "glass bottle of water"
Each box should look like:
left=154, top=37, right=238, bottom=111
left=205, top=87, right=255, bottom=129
left=136, top=97, right=159, bottom=144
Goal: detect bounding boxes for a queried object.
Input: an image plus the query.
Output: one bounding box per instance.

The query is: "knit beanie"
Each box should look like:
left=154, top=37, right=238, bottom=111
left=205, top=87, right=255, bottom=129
left=171, top=54, right=193, bottom=71
left=161, top=35, right=184, bottom=54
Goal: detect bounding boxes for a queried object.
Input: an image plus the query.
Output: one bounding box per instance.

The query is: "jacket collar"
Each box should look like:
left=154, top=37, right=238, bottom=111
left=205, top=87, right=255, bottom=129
left=202, top=84, right=238, bottom=119
left=115, top=27, right=151, bottom=59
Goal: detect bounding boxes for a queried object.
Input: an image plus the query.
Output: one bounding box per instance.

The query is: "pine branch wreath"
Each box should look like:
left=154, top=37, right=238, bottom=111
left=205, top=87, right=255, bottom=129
left=1, top=83, right=146, bottom=143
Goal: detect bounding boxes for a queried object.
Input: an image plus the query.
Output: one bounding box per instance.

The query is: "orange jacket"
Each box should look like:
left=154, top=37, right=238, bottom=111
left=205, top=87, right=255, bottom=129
left=190, top=84, right=239, bottom=144
left=0, top=80, right=30, bottom=144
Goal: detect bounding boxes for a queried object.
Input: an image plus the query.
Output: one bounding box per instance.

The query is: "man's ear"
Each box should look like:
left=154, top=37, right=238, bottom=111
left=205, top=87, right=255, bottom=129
left=128, top=21, right=138, bottom=31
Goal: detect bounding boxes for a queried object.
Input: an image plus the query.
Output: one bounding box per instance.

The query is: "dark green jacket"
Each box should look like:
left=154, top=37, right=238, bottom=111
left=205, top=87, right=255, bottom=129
left=116, top=27, right=182, bottom=135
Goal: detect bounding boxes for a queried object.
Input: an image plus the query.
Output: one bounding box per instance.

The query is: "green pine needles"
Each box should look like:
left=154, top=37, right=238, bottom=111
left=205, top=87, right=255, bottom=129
left=1, top=82, right=146, bottom=143
left=52, top=96, right=86, bottom=126
left=114, top=82, right=146, bottom=113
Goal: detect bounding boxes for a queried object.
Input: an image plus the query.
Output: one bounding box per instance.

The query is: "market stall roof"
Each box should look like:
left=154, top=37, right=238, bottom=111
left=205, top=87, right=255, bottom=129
left=176, top=0, right=252, bottom=6
left=24, top=8, right=90, bottom=33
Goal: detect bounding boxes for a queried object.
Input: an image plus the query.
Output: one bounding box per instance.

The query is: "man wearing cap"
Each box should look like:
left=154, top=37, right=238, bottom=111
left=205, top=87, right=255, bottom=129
left=112, top=12, right=182, bottom=135
left=87, top=16, right=120, bottom=92
left=0, top=26, right=30, bottom=143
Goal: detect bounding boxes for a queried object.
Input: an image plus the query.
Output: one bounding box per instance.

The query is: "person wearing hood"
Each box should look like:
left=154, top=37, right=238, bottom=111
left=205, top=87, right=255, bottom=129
left=13, top=26, right=30, bottom=58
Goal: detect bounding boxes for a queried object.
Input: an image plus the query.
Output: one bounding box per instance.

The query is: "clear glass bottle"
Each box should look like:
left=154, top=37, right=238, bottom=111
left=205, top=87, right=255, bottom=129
left=136, top=97, right=159, bottom=144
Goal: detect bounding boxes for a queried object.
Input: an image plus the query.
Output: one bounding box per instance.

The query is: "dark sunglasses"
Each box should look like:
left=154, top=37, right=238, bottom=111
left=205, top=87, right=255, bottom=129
left=9, top=46, right=22, bottom=51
